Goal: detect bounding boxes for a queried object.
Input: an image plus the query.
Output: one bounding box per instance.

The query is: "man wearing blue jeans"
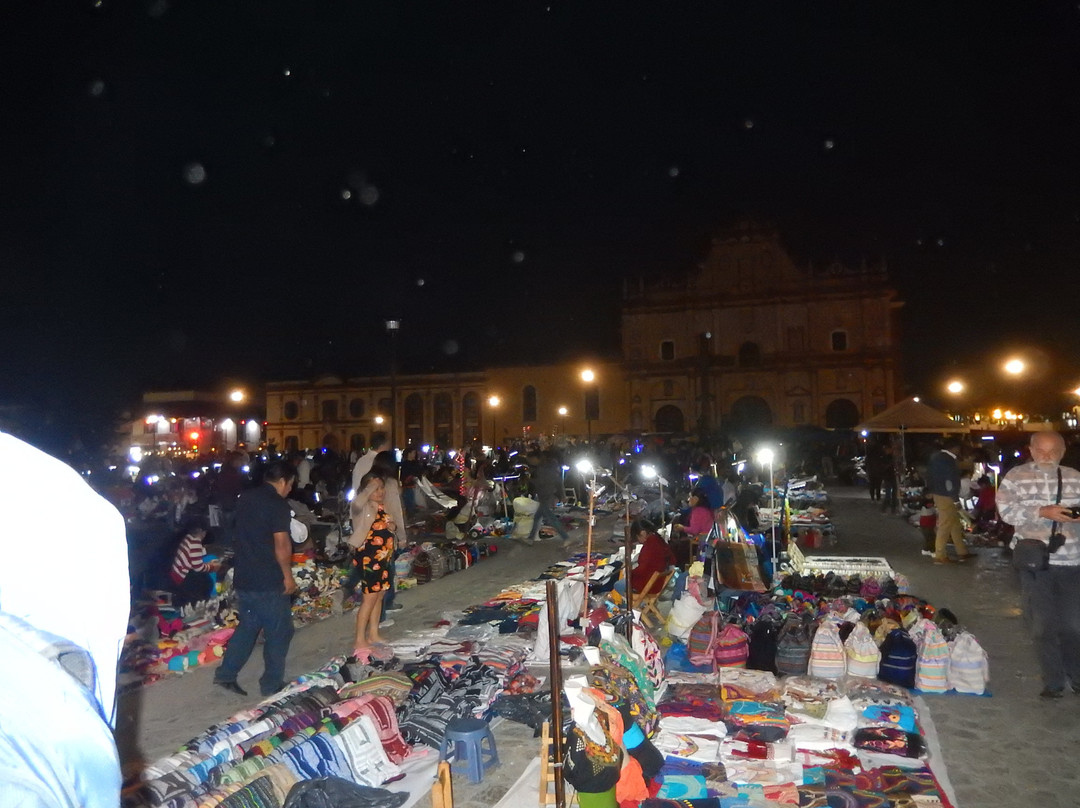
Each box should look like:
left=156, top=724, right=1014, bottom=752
left=214, top=461, right=298, bottom=698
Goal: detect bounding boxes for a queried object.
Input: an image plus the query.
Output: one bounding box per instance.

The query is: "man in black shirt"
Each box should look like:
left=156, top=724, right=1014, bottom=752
left=213, top=461, right=298, bottom=697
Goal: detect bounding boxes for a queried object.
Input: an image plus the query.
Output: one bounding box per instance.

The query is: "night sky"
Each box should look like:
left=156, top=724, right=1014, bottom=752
left=4, top=2, right=1080, bottom=446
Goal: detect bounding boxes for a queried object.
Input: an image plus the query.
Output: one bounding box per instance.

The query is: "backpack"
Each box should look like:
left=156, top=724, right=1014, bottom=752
left=687, top=610, right=720, bottom=670
left=775, top=614, right=812, bottom=676
left=947, top=631, right=989, bottom=695
left=844, top=622, right=881, bottom=678
left=860, top=576, right=883, bottom=600
left=714, top=622, right=750, bottom=668
left=808, top=619, right=847, bottom=679
left=878, top=628, right=918, bottom=689
left=747, top=615, right=782, bottom=673
left=915, top=618, right=950, bottom=693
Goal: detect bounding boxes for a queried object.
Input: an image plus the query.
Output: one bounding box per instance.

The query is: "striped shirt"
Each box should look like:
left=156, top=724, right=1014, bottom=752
left=170, top=534, right=209, bottom=584
left=997, top=461, right=1080, bottom=566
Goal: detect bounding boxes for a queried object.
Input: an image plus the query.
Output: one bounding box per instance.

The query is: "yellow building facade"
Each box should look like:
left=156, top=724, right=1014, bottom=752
left=264, top=361, right=629, bottom=452
left=264, top=222, right=902, bottom=451
left=621, top=221, right=902, bottom=434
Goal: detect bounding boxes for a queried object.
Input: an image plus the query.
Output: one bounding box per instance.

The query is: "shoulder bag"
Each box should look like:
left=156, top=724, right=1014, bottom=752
left=1012, top=468, right=1059, bottom=573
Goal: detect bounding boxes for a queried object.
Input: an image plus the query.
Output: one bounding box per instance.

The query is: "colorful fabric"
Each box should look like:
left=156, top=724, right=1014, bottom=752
left=354, top=508, right=394, bottom=594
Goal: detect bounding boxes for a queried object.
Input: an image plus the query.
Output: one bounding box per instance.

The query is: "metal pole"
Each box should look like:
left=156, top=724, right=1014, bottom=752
left=769, top=460, right=777, bottom=563
left=545, top=580, right=566, bottom=808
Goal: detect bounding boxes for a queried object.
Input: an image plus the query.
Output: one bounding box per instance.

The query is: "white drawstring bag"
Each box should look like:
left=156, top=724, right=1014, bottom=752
left=947, top=631, right=989, bottom=695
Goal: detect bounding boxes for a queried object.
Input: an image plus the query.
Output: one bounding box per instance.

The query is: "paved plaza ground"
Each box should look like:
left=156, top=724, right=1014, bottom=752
left=117, top=486, right=1080, bottom=808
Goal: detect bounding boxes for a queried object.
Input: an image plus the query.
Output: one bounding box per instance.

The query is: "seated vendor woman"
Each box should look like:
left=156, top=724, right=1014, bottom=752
left=614, top=520, right=676, bottom=597
left=670, top=487, right=715, bottom=566
left=169, top=516, right=220, bottom=607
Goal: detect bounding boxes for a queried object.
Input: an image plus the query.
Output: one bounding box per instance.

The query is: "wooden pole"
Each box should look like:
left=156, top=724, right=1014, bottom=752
left=546, top=580, right=566, bottom=808
left=581, top=480, right=596, bottom=622
left=623, top=516, right=634, bottom=642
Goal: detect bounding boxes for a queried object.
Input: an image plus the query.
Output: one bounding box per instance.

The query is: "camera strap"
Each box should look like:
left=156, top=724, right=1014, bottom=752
left=1051, top=467, right=1063, bottom=537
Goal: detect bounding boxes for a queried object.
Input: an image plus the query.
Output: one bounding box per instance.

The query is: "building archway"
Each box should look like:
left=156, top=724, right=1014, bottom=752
left=729, top=396, right=773, bottom=432
left=654, top=404, right=685, bottom=433
left=825, top=398, right=860, bottom=429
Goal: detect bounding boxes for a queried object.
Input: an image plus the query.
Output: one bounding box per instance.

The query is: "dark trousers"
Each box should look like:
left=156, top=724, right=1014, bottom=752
left=1021, top=565, right=1080, bottom=691
left=528, top=500, right=569, bottom=541
left=172, top=571, right=213, bottom=608
left=215, top=589, right=294, bottom=696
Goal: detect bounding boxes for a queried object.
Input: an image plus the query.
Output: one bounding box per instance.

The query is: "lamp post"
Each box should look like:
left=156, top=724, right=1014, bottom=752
left=640, top=463, right=665, bottom=526
left=576, top=458, right=600, bottom=622
left=385, top=319, right=400, bottom=447
left=487, top=395, right=501, bottom=449
left=757, top=447, right=777, bottom=565
left=557, top=406, right=568, bottom=440
left=581, top=368, right=596, bottom=444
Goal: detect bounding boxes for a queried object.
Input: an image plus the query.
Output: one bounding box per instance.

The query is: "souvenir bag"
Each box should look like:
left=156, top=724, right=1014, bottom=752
left=947, top=631, right=989, bottom=695
left=859, top=576, right=883, bottom=600
left=631, top=619, right=666, bottom=689
left=775, top=613, right=812, bottom=676
left=808, top=620, right=847, bottom=679
left=746, top=613, right=782, bottom=673
left=915, top=618, right=950, bottom=693
left=713, top=621, right=750, bottom=668
left=687, top=610, right=720, bottom=670
left=873, top=617, right=902, bottom=647
left=714, top=541, right=768, bottom=592
left=844, top=622, right=881, bottom=678
left=878, top=628, right=918, bottom=689
left=666, top=591, right=709, bottom=641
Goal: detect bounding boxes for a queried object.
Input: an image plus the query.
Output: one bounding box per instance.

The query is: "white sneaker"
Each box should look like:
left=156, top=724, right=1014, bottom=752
left=921, top=550, right=933, bottom=557
left=379, top=619, right=395, bottom=628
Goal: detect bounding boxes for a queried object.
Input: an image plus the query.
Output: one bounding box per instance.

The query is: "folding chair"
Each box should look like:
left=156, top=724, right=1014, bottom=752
left=633, top=568, right=675, bottom=629
left=432, top=760, right=454, bottom=808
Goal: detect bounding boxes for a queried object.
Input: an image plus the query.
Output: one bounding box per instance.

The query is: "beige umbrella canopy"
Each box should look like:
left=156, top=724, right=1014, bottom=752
left=856, top=397, right=969, bottom=434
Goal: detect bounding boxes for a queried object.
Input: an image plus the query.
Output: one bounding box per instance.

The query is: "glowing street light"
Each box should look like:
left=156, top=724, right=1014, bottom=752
left=946, top=380, right=964, bottom=394
left=756, top=447, right=778, bottom=564
left=487, top=395, right=501, bottom=448
left=640, top=463, right=667, bottom=525
left=1004, top=358, right=1025, bottom=376
left=229, top=389, right=245, bottom=403
left=374, top=415, right=385, bottom=425
left=580, top=368, right=597, bottom=443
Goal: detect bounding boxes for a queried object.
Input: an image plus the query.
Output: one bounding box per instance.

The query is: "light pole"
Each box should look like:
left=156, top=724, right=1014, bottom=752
left=385, top=319, right=400, bottom=447
left=640, top=464, right=665, bottom=527
left=576, top=458, right=600, bottom=622
left=757, top=447, right=777, bottom=565
left=487, top=395, right=501, bottom=449
left=557, top=405, right=568, bottom=440
left=581, top=368, right=596, bottom=444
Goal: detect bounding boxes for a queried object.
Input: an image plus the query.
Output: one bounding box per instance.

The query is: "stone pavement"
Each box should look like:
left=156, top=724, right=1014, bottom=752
left=118, top=491, right=1080, bottom=808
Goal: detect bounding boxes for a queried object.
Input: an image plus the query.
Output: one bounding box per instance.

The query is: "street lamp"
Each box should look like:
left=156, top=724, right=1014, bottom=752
left=385, top=319, right=400, bottom=447
left=487, top=395, right=501, bottom=448
left=640, top=463, right=666, bottom=526
left=756, top=447, right=777, bottom=565
left=229, top=389, right=245, bottom=403
left=1004, top=357, right=1025, bottom=376
left=946, top=380, right=964, bottom=395
left=581, top=368, right=596, bottom=443
left=557, top=405, right=568, bottom=439
left=575, top=458, right=602, bottom=621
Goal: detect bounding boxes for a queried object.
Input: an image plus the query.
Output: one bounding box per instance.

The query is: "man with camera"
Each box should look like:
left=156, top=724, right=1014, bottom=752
left=997, top=430, right=1080, bottom=698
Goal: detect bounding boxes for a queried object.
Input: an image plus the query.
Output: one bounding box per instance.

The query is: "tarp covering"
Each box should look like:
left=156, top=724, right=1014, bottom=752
left=856, top=397, right=968, bottom=433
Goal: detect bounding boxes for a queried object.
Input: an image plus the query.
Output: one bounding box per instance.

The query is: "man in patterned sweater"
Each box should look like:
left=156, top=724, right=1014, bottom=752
left=997, top=431, right=1080, bottom=698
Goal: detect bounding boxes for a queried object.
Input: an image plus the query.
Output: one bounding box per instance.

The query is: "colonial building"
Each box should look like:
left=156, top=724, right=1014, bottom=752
left=262, top=222, right=902, bottom=451
left=621, top=220, right=902, bottom=434
left=264, top=361, right=629, bottom=453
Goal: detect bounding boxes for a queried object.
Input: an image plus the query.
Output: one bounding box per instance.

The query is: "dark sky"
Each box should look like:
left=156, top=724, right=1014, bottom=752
left=4, top=1, right=1080, bottom=438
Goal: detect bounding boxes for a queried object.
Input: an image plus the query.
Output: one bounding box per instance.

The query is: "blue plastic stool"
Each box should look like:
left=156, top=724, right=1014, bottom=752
left=438, top=717, right=499, bottom=784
